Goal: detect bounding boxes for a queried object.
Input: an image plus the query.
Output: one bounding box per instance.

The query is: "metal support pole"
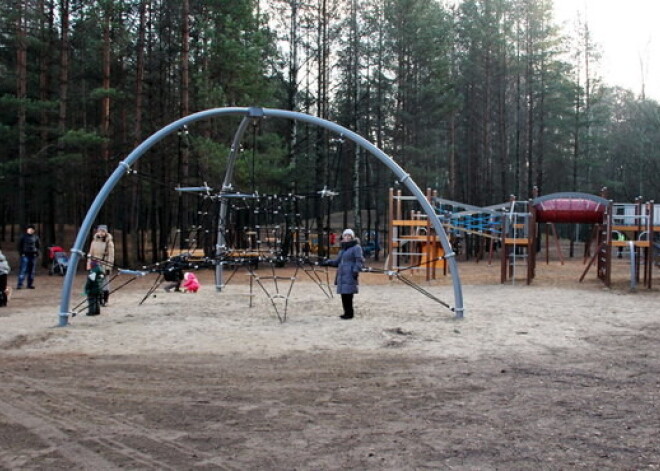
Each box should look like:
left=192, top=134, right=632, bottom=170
left=215, top=115, right=253, bottom=291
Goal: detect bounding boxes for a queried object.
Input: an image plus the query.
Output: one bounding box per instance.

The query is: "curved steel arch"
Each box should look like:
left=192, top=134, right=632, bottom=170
left=57, top=107, right=464, bottom=326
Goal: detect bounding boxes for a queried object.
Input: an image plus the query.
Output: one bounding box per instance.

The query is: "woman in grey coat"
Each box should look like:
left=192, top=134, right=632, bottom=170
left=323, top=228, right=364, bottom=319
left=0, top=246, right=10, bottom=307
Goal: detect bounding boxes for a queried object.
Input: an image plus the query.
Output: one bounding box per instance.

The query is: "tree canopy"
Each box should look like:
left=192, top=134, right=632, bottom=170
left=1, top=0, right=658, bottom=261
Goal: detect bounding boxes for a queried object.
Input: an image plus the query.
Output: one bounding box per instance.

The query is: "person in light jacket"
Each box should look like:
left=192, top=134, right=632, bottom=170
left=87, top=224, right=115, bottom=306
left=322, top=228, right=364, bottom=320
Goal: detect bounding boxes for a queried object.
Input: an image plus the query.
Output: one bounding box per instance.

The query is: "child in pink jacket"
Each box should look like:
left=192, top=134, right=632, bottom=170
left=182, top=272, right=200, bottom=293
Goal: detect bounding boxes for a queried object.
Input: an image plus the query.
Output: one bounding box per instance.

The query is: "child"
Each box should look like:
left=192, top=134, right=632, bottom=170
left=162, top=255, right=185, bottom=292
left=0, top=247, right=10, bottom=307
left=85, top=261, right=106, bottom=315
left=181, top=272, right=200, bottom=293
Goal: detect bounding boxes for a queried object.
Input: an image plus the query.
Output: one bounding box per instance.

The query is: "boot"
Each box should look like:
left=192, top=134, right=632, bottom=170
left=102, top=290, right=110, bottom=306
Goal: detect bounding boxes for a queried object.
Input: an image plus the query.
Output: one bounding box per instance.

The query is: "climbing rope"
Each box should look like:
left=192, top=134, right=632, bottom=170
left=247, top=263, right=300, bottom=323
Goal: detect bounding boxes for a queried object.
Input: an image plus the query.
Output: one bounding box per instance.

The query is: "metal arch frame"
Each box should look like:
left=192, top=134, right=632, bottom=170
left=57, top=107, right=465, bottom=326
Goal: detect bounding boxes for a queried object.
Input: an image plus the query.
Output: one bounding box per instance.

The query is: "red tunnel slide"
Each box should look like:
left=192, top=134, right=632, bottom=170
left=532, top=193, right=608, bottom=224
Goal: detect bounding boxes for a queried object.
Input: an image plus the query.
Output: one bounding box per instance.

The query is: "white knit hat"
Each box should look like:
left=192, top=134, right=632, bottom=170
left=342, top=228, right=355, bottom=238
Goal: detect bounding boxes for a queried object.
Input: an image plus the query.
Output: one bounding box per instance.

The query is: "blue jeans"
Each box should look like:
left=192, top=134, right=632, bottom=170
left=18, top=255, right=37, bottom=288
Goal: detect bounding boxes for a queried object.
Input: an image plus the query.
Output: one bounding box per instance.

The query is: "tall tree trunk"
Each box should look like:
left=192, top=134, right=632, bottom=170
left=536, top=59, right=545, bottom=195
left=39, top=0, right=58, bottom=248
left=130, top=0, right=148, bottom=265
left=314, top=0, right=330, bottom=254
left=287, top=0, right=299, bottom=170
left=514, top=17, right=522, bottom=198
left=583, top=19, right=592, bottom=188
left=16, top=0, right=28, bottom=227
left=178, top=0, right=191, bottom=249
left=100, top=1, right=112, bottom=222
left=373, top=5, right=386, bottom=260
left=525, top=10, right=534, bottom=197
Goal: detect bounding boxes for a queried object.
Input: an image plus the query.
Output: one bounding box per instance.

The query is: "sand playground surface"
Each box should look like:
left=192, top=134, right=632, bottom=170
left=1, top=258, right=659, bottom=469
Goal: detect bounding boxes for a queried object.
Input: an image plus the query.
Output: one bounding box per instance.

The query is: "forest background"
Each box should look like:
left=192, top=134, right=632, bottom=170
left=1, top=0, right=659, bottom=267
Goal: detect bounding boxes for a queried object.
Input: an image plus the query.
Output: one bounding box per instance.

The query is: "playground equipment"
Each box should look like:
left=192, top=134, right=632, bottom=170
left=580, top=197, right=657, bottom=289
left=387, top=188, right=446, bottom=282
left=530, top=191, right=608, bottom=274
left=58, top=107, right=465, bottom=326
left=388, top=187, right=657, bottom=289
left=389, top=190, right=537, bottom=284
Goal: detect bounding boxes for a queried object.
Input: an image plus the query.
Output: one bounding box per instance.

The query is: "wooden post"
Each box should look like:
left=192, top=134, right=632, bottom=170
left=635, top=197, right=642, bottom=284
left=432, top=189, right=438, bottom=280
left=645, top=200, right=654, bottom=288
left=528, top=202, right=536, bottom=284
left=545, top=223, right=550, bottom=264
left=387, top=188, right=394, bottom=272
left=500, top=214, right=508, bottom=283
left=550, top=223, right=565, bottom=265
left=584, top=224, right=599, bottom=263
left=425, top=188, right=432, bottom=281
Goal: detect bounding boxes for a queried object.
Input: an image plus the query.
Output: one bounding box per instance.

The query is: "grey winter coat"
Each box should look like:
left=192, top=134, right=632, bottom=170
left=325, top=239, right=364, bottom=294
left=0, top=250, right=9, bottom=275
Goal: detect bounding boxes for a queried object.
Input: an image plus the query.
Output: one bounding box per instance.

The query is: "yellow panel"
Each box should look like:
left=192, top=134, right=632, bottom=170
left=504, top=238, right=529, bottom=245
left=392, top=220, right=429, bottom=226
left=610, top=241, right=650, bottom=248
left=398, top=235, right=440, bottom=241
left=420, top=243, right=446, bottom=269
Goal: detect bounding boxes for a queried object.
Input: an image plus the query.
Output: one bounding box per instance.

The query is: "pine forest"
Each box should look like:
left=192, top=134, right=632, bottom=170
left=1, top=0, right=659, bottom=264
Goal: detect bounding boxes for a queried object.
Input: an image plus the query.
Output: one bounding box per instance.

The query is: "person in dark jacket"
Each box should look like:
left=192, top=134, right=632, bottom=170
left=84, top=261, right=105, bottom=316
left=17, top=224, right=40, bottom=289
left=162, top=255, right=186, bottom=292
left=322, top=228, right=364, bottom=319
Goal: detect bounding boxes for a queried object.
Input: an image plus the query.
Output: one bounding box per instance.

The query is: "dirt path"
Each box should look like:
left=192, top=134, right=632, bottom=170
left=1, top=260, right=659, bottom=469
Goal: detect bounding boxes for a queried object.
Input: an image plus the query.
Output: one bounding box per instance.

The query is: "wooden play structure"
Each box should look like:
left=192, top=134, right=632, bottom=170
left=580, top=197, right=658, bottom=288
left=388, top=189, right=539, bottom=284
left=387, top=188, right=446, bottom=281
left=388, top=188, right=658, bottom=288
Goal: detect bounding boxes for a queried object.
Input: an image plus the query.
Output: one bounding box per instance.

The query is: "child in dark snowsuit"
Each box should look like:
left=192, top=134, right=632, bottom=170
left=85, top=261, right=105, bottom=316
left=162, top=256, right=186, bottom=292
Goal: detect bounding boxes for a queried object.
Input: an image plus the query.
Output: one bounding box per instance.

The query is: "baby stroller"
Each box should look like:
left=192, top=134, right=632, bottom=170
left=48, top=246, right=69, bottom=276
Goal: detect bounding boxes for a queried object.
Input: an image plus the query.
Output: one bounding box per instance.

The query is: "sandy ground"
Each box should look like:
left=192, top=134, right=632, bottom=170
left=1, top=257, right=659, bottom=470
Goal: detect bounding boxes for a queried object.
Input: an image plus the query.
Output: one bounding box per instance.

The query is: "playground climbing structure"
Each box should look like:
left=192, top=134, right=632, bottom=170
left=581, top=198, right=657, bottom=289
left=388, top=190, right=538, bottom=284
left=58, top=107, right=465, bottom=326
left=388, top=188, right=658, bottom=288
left=387, top=188, right=446, bottom=282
